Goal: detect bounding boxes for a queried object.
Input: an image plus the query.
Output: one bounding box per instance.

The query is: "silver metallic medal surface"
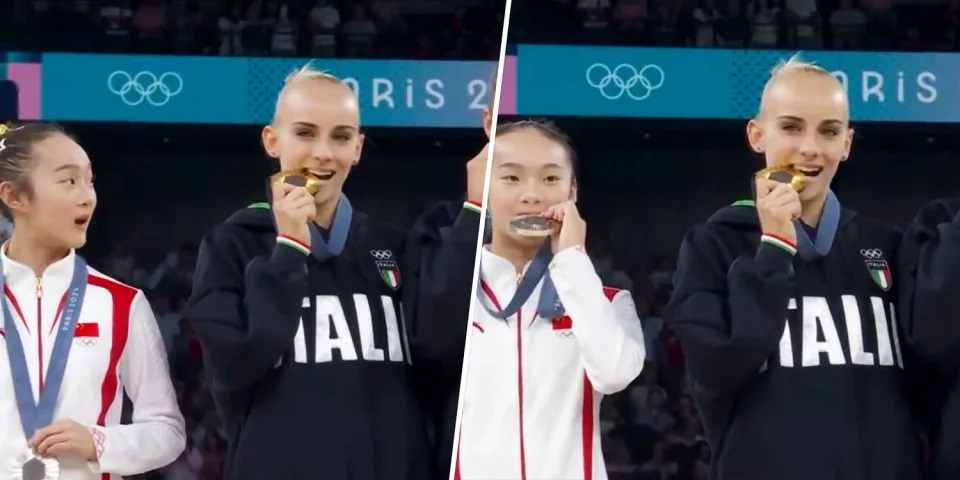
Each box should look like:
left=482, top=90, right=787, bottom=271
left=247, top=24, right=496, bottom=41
left=10, top=451, right=59, bottom=480
left=508, top=215, right=559, bottom=237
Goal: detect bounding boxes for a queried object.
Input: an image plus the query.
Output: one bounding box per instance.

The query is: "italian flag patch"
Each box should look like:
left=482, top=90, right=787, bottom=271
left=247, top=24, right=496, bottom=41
left=380, top=268, right=400, bottom=289
left=867, top=261, right=892, bottom=291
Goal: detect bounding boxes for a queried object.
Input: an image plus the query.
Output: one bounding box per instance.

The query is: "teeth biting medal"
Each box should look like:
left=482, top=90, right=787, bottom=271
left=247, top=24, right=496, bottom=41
left=271, top=169, right=323, bottom=195
left=509, top=215, right=559, bottom=237
left=755, top=165, right=806, bottom=193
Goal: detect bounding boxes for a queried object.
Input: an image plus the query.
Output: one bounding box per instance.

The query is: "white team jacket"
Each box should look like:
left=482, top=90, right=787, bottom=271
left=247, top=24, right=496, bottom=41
left=456, top=246, right=646, bottom=480
left=0, top=248, right=185, bottom=480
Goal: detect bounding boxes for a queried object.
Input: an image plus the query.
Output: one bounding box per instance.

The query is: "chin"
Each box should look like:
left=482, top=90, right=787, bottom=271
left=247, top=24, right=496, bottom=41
left=315, top=186, right=344, bottom=206
left=508, top=231, right=546, bottom=248
left=65, top=233, right=88, bottom=251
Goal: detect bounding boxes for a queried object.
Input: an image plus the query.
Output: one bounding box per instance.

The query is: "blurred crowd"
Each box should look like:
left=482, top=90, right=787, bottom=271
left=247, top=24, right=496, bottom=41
left=9, top=0, right=504, bottom=59
left=509, top=0, right=959, bottom=51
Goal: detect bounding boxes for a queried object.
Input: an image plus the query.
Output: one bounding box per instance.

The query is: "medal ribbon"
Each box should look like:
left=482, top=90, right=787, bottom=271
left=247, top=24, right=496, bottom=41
left=477, top=239, right=565, bottom=320
left=793, top=189, right=840, bottom=259
left=309, top=195, right=352, bottom=262
left=3, top=255, right=88, bottom=439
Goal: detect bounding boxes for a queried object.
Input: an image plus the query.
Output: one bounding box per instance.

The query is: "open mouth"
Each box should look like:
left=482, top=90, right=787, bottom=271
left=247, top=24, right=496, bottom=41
left=309, top=170, right=335, bottom=181
left=793, top=165, right=823, bottom=177
left=74, top=215, right=90, bottom=227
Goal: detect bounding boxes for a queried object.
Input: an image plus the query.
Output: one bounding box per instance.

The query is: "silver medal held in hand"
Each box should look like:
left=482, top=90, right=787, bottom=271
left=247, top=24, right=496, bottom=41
left=10, top=451, right=59, bottom=480
left=508, top=215, right=559, bottom=238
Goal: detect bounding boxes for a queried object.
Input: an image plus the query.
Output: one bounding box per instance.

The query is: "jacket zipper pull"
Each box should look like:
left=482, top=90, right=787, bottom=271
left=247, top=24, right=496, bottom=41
left=35, top=276, right=42, bottom=298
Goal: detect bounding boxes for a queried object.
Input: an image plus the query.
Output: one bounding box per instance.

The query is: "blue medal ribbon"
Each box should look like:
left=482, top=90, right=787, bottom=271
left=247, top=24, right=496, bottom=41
left=309, top=195, right=352, bottom=263
left=794, top=189, right=840, bottom=259
left=3, top=255, right=88, bottom=440
left=477, top=239, right=565, bottom=320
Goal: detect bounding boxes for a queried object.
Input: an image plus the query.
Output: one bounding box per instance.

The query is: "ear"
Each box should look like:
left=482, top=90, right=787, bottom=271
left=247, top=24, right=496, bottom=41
left=0, top=181, right=27, bottom=217
left=482, top=107, right=492, bottom=138
left=746, top=118, right=764, bottom=153
left=261, top=125, right=278, bottom=159
left=841, top=127, right=854, bottom=163
left=354, top=133, right=365, bottom=166
left=569, top=181, right=578, bottom=202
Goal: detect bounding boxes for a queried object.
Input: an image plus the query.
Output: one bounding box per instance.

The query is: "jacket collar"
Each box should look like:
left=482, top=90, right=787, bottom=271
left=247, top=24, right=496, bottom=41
left=480, top=245, right=537, bottom=283
left=1, top=242, right=77, bottom=284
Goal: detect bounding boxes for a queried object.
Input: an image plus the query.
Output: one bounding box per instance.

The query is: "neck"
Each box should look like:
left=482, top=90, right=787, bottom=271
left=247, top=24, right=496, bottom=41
left=314, top=194, right=340, bottom=229
left=799, top=192, right=829, bottom=227
left=6, top=232, right=69, bottom=278
left=489, top=231, right=540, bottom=273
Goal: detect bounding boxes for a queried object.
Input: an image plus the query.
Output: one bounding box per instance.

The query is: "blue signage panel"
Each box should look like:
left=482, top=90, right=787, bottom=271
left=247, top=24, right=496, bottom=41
left=517, top=45, right=952, bottom=123
left=41, top=53, right=495, bottom=127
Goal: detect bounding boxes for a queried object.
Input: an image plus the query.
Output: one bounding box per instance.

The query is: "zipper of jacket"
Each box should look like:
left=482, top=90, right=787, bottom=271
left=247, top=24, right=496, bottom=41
left=515, top=271, right=527, bottom=480
left=36, top=276, right=44, bottom=393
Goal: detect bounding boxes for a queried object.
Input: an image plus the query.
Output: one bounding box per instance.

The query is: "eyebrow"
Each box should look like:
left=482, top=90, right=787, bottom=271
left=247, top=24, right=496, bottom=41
left=53, top=164, right=86, bottom=173
left=777, top=115, right=844, bottom=126
left=292, top=121, right=358, bottom=131
left=497, top=161, right=566, bottom=170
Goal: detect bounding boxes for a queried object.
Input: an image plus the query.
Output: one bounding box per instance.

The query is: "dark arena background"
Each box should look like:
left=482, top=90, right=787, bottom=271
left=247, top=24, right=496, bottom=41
left=503, top=0, right=960, bottom=478
left=2, top=1, right=502, bottom=478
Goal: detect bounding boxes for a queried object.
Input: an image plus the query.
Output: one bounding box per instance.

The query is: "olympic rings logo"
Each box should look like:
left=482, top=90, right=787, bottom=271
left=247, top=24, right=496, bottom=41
left=860, top=249, right=883, bottom=259
left=586, top=63, right=666, bottom=101
left=370, top=250, right=393, bottom=260
left=107, top=71, right=184, bottom=107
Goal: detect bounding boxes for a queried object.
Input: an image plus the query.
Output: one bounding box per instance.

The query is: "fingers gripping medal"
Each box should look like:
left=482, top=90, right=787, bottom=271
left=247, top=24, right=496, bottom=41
left=508, top=215, right=560, bottom=238
left=270, top=169, right=323, bottom=195
left=755, top=166, right=806, bottom=193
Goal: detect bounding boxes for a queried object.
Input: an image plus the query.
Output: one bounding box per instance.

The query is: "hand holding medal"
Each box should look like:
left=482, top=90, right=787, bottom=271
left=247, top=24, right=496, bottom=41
left=29, top=419, right=97, bottom=462
left=270, top=171, right=318, bottom=247
left=541, top=201, right=587, bottom=253
left=754, top=175, right=802, bottom=246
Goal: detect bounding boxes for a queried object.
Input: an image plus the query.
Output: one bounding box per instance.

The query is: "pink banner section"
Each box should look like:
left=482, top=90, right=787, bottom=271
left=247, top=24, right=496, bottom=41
left=497, top=56, right=516, bottom=115
left=6, top=63, right=41, bottom=120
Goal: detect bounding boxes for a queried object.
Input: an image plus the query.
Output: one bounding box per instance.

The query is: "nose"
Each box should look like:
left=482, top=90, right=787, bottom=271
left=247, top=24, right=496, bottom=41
left=78, top=183, right=96, bottom=208
left=798, top=131, right=821, bottom=160
left=518, top=187, right=542, bottom=206
left=311, top=140, right=335, bottom=162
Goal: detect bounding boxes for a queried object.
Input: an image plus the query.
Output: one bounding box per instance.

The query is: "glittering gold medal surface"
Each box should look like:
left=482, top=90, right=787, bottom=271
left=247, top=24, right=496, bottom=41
left=270, top=169, right=322, bottom=195
left=508, top=215, right=559, bottom=238
left=755, top=166, right=806, bottom=193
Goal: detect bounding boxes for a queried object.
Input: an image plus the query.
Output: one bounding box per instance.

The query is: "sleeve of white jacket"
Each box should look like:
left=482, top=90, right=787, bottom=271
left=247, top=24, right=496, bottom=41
left=549, top=246, right=646, bottom=394
left=88, top=291, right=186, bottom=475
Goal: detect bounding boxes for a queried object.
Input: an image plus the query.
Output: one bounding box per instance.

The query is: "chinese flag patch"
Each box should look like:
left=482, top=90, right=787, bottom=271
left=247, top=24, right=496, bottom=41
left=74, top=323, right=99, bottom=338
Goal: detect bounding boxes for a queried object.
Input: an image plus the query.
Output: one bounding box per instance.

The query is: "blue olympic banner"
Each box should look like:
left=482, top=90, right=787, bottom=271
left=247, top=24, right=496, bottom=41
left=38, top=53, right=495, bottom=127
left=516, top=45, right=951, bottom=123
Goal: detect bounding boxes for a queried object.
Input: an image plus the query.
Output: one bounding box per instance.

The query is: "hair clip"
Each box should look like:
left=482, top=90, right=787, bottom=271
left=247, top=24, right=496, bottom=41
left=0, top=125, right=9, bottom=136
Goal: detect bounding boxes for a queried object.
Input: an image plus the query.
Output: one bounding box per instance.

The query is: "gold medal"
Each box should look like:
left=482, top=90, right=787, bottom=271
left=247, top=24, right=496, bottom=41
left=270, top=169, right=323, bottom=195
left=755, top=166, right=806, bottom=193
left=508, top=215, right=559, bottom=238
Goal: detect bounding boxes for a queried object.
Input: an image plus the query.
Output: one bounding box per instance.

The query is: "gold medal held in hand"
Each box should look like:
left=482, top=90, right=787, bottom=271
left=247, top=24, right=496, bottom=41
left=755, top=166, right=806, bottom=193
left=508, top=215, right=559, bottom=238
left=270, top=169, right=323, bottom=195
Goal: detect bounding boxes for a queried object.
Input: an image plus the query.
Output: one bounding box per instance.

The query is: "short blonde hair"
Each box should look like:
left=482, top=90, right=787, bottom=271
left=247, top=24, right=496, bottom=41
left=757, top=53, right=844, bottom=118
left=273, top=63, right=358, bottom=123
left=284, top=63, right=347, bottom=87
left=769, top=54, right=832, bottom=79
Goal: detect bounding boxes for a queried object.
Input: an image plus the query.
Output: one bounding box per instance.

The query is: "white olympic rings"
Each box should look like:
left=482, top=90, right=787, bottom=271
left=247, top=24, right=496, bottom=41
left=107, top=71, right=184, bottom=107
left=585, top=63, right=665, bottom=101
